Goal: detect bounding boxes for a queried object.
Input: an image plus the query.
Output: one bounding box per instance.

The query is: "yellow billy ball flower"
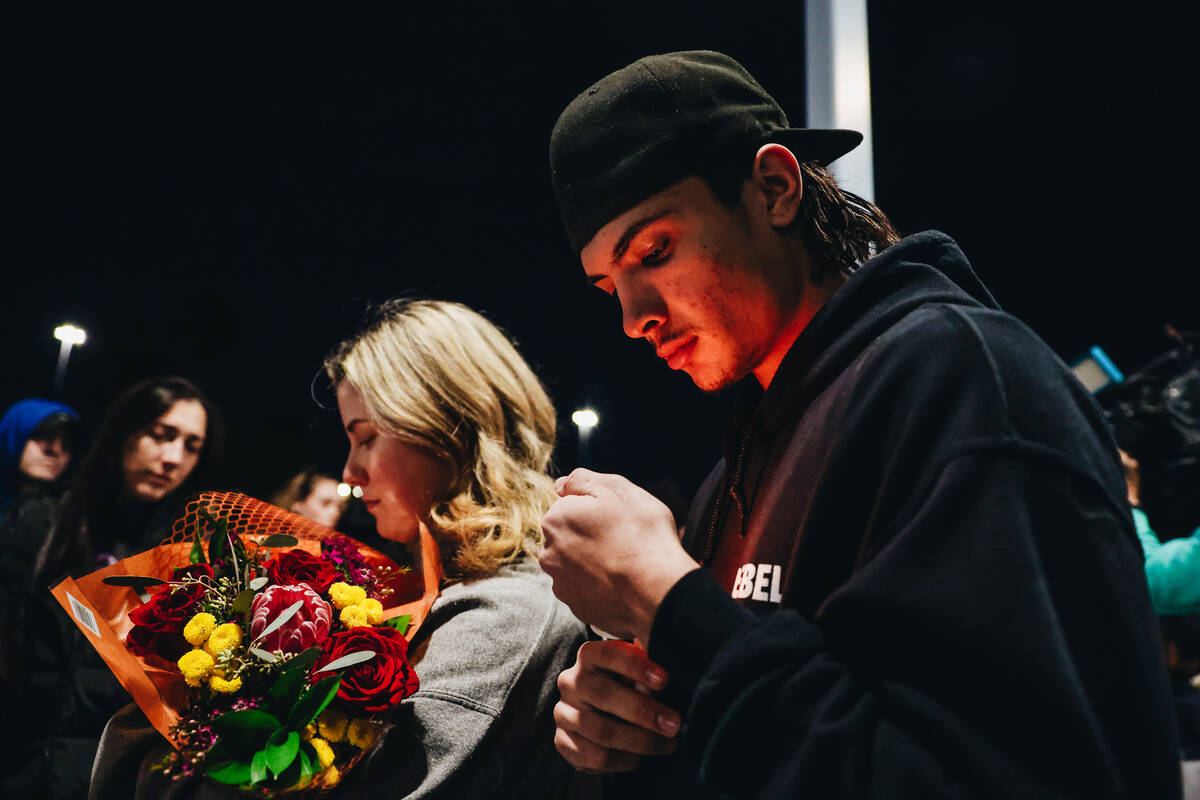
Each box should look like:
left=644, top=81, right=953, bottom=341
left=317, top=707, right=348, bottom=743
left=205, top=622, right=243, bottom=657
left=209, top=672, right=243, bottom=694
left=183, top=612, right=217, bottom=647
left=310, top=737, right=335, bottom=769
left=359, top=598, right=383, bottom=625
left=178, top=649, right=215, bottom=687
left=302, top=722, right=317, bottom=741
left=321, top=765, right=340, bottom=785
left=339, top=605, right=368, bottom=628
left=347, top=717, right=378, bottom=750
left=328, top=582, right=367, bottom=609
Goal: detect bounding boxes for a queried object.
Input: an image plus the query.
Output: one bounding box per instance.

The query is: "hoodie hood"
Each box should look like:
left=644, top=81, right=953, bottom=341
left=732, top=230, right=1000, bottom=437
left=1, top=398, right=77, bottom=471
left=0, top=398, right=78, bottom=510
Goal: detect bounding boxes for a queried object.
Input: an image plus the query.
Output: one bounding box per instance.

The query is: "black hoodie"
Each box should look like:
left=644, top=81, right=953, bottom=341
left=644, top=232, right=1181, bottom=799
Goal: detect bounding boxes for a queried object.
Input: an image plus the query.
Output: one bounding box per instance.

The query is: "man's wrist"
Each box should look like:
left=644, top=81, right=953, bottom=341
left=634, top=556, right=701, bottom=646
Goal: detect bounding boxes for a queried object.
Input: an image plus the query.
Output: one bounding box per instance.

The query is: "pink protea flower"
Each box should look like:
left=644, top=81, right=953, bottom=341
left=249, top=584, right=332, bottom=654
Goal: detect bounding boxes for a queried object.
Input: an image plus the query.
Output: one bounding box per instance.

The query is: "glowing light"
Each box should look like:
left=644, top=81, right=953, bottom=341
left=54, top=324, right=87, bottom=345
left=337, top=482, right=352, bottom=497
left=352, top=486, right=363, bottom=499
left=572, top=409, right=599, bottom=430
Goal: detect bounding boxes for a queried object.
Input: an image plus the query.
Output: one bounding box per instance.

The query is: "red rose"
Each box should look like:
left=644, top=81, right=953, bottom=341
left=126, top=583, right=206, bottom=661
left=267, top=549, right=340, bottom=595
left=312, top=627, right=418, bottom=714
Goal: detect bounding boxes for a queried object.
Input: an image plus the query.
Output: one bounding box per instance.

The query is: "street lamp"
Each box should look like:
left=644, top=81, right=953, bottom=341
left=571, top=408, right=599, bottom=468
left=53, top=324, right=86, bottom=398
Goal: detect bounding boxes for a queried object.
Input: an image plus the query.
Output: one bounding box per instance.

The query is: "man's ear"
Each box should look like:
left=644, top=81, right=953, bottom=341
left=751, top=144, right=803, bottom=228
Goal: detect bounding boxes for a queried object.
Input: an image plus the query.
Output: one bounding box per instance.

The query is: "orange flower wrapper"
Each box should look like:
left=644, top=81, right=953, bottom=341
left=49, top=491, right=442, bottom=748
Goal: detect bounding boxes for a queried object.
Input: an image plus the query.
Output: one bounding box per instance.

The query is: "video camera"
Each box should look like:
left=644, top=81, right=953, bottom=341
left=1102, top=327, right=1200, bottom=540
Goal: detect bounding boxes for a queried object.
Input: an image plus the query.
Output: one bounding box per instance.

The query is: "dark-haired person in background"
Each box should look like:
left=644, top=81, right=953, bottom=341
left=35, top=375, right=224, bottom=584
left=0, top=376, right=225, bottom=800
left=537, top=51, right=1181, bottom=798
left=270, top=467, right=347, bottom=529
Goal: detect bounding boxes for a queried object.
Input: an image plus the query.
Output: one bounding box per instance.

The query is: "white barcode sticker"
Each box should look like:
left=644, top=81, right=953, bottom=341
left=66, top=592, right=101, bottom=638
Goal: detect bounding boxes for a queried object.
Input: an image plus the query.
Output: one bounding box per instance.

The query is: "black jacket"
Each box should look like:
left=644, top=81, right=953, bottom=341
left=646, top=232, right=1181, bottom=799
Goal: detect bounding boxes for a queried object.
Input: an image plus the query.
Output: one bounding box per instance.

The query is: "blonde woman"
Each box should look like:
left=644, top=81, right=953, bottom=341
left=323, top=299, right=590, bottom=798
left=90, top=301, right=594, bottom=799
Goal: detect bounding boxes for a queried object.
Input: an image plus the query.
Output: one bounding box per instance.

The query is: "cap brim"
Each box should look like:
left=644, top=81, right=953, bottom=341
left=766, top=128, right=863, bottom=167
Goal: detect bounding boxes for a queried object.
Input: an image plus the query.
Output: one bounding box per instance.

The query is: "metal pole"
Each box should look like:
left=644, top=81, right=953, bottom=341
left=579, top=428, right=592, bottom=470
left=805, top=0, right=876, bottom=202
left=53, top=341, right=73, bottom=398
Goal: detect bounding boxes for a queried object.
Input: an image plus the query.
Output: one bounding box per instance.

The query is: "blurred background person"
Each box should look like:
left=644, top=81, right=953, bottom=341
left=0, top=398, right=82, bottom=520
left=35, top=375, right=224, bottom=586
left=0, top=376, right=224, bottom=800
left=270, top=467, right=346, bottom=528
left=0, top=398, right=84, bottom=600
left=1122, top=448, right=1200, bottom=615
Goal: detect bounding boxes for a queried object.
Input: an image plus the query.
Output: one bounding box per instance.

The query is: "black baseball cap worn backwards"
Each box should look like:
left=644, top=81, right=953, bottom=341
left=549, top=50, right=863, bottom=255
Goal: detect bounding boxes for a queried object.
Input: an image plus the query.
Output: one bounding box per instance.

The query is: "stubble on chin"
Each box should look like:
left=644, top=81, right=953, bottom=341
left=687, top=362, right=749, bottom=393
left=687, top=344, right=760, bottom=393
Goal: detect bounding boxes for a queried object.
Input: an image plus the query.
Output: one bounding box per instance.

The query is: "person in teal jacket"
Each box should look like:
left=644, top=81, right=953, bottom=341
left=1123, top=449, right=1200, bottom=614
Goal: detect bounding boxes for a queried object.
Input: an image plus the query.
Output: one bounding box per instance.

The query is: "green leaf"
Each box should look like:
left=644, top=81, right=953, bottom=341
left=249, top=647, right=280, bottom=664
left=287, top=674, right=341, bottom=730
left=267, top=662, right=308, bottom=717
left=314, top=650, right=375, bottom=674
left=298, top=743, right=316, bottom=781
left=101, top=576, right=166, bottom=589
left=205, top=739, right=233, bottom=765
left=250, top=749, right=269, bottom=785
left=282, top=646, right=322, bottom=675
left=190, top=529, right=206, bottom=565
left=211, top=709, right=282, bottom=756
left=384, top=614, right=412, bottom=635
left=204, top=509, right=229, bottom=564
left=272, top=750, right=304, bottom=789
left=231, top=533, right=249, bottom=566
left=230, top=588, right=255, bottom=620
left=260, top=534, right=299, bottom=548
left=253, top=600, right=303, bottom=645
left=209, top=527, right=229, bottom=565
left=265, top=728, right=300, bottom=776
left=206, top=760, right=252, bottom=785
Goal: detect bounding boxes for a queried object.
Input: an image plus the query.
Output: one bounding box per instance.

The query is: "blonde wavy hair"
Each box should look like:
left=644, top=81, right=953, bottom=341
left=324, top=299, right=558, bottom=577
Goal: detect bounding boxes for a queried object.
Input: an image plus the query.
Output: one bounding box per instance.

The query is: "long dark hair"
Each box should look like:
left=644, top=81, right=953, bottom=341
left=698, top=141, right=900, bottom=284
left=34, top=376, right=224, bottom=588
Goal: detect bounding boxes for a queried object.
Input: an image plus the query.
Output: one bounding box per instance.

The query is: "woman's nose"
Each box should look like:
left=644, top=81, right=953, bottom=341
left=161, top=438, right=185, bottom=466
left=342, top=458, right=364, bottom=486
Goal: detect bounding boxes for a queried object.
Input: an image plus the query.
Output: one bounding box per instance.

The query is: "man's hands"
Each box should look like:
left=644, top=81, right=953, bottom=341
left=553, top=640, right=681, bottom=772
left=539, top=469, right=699, bottom=643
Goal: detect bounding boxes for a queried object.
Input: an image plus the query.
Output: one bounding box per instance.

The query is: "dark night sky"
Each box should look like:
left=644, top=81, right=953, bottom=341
left=3, top=2, right=1196, bottom=506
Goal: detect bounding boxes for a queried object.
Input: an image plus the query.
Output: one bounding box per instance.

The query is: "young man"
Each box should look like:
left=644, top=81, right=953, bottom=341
left=538, top=51, right=1182, bottom=798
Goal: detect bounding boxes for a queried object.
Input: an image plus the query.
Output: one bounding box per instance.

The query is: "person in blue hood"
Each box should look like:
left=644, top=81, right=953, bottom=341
left=538, top=51, right=1183, bottom=799
left=0, top=397, right=82, bottom=520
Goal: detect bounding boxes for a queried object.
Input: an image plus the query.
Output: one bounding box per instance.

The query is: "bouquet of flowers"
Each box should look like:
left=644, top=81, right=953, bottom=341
left=50, top=491, right=442, bottom=797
